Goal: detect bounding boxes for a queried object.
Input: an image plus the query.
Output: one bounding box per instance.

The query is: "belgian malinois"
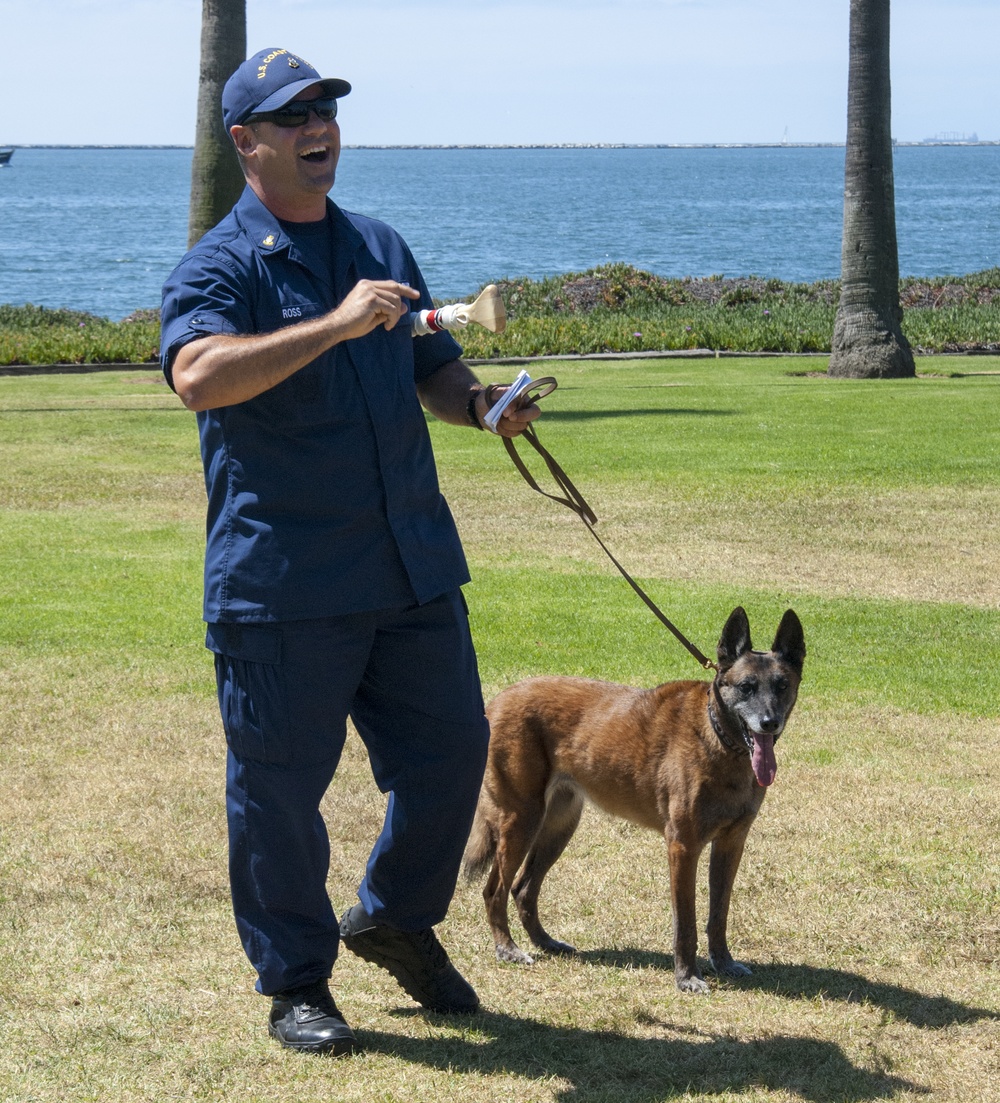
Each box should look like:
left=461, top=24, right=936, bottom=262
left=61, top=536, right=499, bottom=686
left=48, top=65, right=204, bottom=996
left=464, top=607, right=805, bottom=993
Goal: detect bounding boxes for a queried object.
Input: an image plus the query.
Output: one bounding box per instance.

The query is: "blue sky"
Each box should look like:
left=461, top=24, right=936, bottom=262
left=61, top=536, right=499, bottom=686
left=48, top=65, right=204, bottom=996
left=3, top=0, right=998, bottom=146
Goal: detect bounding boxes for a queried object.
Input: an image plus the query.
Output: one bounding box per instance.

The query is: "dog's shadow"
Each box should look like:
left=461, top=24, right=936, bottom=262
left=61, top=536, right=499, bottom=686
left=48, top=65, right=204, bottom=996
left=359, top=1006, right=920, bottom=1103
left=579, top=947, right=998, bottom=1029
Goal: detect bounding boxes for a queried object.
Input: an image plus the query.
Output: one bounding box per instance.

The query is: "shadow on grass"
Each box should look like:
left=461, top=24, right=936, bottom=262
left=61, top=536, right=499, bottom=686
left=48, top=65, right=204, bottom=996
left=533, top=408, right=737, bottom=421
left=743, top=962, right=999, bottom=1029
left=0, top=406, right=186, bottom=416
left=423, top=408, right=736, bottom=426
left=578, top=947, right=998, bottom=1029
left=360, top=1007, right=920, bottom=1103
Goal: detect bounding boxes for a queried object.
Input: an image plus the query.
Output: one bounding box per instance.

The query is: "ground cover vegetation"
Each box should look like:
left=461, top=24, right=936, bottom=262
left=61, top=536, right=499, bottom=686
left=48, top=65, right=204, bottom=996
left=3, top=265, right=1000, bottom=366
left=1, top=359, right=997, bottom=1102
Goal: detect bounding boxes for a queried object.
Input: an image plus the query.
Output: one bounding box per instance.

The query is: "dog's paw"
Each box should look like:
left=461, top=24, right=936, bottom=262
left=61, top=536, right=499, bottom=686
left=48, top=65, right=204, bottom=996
left=675, top=974, right=711, bottom=995
left=495, top=944, right=534, bottom=965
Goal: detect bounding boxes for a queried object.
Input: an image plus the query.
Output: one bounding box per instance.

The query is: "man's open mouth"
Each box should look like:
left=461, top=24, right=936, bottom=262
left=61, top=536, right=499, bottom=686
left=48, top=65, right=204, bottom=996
left=301, top=147, right=329, bottom=163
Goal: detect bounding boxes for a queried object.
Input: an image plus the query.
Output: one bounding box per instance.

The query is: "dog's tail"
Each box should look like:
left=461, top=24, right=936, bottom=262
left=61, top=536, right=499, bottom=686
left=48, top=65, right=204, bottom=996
left=462, top=802, right=498, bottom=882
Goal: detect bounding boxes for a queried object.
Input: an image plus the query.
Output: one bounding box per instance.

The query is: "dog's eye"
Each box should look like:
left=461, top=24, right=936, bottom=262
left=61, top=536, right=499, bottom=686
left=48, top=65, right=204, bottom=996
left=773, top=677, right=789, bottom=693
left=738, top=680, right=757, bottom=696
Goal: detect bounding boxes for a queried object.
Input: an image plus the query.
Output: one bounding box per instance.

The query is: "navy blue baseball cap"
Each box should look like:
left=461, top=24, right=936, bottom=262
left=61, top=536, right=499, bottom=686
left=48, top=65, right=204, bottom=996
left=222, top=48, right=351, bottom=130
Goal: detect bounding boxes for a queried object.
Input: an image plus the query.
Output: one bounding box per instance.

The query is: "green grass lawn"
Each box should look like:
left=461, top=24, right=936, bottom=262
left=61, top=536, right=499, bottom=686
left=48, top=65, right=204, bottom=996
left=1, top=359, right=997, bottom=1102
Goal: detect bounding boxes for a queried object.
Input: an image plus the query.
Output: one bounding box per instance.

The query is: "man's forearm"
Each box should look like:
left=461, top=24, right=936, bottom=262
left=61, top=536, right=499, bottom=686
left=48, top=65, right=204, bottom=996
left=417, top=360, right=542, bottom=438
left=416, top=359, right=484, bottom=428
left=170, top=279, right=420, bottom=412
left=171, top=315, right=347, bottom=412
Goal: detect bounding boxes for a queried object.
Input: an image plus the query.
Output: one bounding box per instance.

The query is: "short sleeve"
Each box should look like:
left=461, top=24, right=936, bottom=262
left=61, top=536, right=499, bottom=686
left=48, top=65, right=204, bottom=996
left=159, top=248, right=253, bottom=392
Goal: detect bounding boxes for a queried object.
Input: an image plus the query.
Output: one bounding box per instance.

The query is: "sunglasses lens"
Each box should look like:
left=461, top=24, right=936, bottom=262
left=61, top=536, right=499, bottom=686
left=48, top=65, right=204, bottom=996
left=270, top=98, right=338, bottom=127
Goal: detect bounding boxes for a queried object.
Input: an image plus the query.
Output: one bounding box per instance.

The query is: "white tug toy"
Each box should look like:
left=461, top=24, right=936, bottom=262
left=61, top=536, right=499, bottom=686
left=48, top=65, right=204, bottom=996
left=405, top=284, right=507, bottom=336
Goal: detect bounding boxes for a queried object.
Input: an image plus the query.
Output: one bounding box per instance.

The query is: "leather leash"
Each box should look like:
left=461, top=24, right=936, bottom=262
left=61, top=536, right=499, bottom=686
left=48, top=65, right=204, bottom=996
left=497, top=377, right=717, bottom=674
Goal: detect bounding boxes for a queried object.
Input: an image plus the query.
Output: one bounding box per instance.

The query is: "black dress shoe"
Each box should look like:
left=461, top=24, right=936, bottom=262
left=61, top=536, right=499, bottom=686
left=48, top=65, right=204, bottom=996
left=268, top=979, right=358, bottom=1055
left=339, top=903, right=479, bottom=1014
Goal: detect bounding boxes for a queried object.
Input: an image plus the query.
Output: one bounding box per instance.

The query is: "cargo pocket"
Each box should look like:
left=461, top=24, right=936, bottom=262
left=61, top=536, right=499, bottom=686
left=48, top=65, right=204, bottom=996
left=206, top=623, right=289, bottom=766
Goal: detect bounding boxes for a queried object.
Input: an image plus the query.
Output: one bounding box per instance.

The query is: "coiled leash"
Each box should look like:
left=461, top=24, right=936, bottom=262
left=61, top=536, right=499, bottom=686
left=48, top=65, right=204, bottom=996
left=491, top=376, right=718, bottom=674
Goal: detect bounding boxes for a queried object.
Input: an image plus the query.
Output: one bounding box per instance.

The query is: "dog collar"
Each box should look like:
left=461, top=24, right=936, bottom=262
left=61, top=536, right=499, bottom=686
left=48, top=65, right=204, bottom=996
left=708, top=683, right=752, bottom=756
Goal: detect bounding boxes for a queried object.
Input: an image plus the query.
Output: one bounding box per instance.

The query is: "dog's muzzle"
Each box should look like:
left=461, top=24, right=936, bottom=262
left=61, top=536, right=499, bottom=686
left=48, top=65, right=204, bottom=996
left=708, top=685, right=782, bottom=757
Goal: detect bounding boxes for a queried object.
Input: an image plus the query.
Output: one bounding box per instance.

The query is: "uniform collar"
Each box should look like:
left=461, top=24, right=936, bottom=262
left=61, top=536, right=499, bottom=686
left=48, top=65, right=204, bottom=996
left=235, top=186, right=364, bottom=272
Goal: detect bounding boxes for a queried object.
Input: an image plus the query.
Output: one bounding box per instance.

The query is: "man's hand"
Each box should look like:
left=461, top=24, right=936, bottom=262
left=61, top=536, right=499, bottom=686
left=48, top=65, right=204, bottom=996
left=331, top=280, right=421, bottom=340
left=474, top=384, right=541, bottom=438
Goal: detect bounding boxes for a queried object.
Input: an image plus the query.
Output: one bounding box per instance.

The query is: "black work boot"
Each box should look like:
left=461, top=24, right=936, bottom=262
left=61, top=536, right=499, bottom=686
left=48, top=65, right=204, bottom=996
left=339, top=903, right=479, bottom=1013
left=268, top=979, right=358, bottom=1055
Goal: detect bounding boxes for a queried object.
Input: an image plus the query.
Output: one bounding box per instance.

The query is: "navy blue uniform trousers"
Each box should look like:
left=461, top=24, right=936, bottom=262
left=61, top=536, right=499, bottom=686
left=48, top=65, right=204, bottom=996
left=207, top=589, right=490, bottom=996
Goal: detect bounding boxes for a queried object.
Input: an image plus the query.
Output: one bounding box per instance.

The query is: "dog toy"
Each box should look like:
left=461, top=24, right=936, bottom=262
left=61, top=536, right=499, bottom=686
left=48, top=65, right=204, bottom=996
left=405, top=284, right=507, bottom=336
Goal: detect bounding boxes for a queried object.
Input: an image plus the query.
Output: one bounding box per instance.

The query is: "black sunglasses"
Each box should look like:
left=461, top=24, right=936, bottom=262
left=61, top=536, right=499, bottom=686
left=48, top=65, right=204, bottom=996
left=245, top=97, right=339, bottom=128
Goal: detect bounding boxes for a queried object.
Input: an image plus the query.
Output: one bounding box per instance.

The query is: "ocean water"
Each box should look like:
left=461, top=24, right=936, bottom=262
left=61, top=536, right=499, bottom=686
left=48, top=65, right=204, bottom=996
left=0, top=145, right=997, bottom=321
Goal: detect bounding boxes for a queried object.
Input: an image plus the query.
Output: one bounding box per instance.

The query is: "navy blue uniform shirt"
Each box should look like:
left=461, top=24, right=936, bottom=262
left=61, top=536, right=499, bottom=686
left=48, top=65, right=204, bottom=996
left=160, top=187, right=470, bottom=623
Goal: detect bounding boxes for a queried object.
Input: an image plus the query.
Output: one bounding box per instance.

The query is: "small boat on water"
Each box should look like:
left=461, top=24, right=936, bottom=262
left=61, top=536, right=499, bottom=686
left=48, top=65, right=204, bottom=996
left=0, top=148, right=14, bottom=165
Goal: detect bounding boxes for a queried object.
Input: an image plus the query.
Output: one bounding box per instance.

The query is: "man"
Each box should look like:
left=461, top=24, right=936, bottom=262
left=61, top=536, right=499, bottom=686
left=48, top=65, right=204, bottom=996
left=160, top=47, right=538, bottom=1057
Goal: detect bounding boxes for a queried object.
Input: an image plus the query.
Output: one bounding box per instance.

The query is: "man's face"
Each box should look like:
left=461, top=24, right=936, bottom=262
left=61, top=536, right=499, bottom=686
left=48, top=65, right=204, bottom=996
left=231, top=86, right=341, bottom=220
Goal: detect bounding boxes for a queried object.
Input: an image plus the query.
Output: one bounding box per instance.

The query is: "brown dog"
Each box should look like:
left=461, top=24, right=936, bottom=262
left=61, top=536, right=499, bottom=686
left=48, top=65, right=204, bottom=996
left=464, top=606, right=805, bottom=993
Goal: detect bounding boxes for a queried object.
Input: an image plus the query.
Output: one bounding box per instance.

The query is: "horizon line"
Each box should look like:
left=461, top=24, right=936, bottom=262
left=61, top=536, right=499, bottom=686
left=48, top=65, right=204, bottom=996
left=5, top=140, right=1000, bottom=151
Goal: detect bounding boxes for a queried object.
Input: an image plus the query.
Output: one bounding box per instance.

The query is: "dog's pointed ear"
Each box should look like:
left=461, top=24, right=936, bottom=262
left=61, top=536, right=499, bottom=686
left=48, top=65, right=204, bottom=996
left=717, top=606, right=752, bottom=670
left=772, top=609, right=806, bottom=674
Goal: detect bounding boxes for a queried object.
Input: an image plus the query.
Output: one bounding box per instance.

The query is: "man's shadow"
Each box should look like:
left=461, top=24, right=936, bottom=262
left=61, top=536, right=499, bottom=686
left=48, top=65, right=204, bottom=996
left=357, top=952, right=996, bottom=1102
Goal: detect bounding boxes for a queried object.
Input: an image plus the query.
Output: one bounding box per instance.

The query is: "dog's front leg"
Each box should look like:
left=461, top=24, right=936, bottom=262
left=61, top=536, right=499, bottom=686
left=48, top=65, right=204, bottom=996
left=706, top=824, right=753, bottom=979
left=667, top=834, right=709, bottom=993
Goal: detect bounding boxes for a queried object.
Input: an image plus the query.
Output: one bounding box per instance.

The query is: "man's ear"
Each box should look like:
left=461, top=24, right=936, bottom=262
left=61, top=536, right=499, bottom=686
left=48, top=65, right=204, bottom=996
left=230, top=124, right=256, bottom=157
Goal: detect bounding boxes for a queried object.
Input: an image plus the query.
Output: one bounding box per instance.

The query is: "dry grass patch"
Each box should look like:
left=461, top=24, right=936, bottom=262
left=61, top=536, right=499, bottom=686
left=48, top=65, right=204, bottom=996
left=445, top=466, right=1000, bottom=610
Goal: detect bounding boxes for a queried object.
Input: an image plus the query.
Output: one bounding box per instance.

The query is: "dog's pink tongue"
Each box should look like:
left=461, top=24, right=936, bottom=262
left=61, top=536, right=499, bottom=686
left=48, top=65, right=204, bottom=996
left=752, top=733, right=777, bottom=787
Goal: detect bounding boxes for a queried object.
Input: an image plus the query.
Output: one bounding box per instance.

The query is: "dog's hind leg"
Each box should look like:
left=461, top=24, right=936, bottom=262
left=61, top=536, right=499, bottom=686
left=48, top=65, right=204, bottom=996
left=484, top=803, right=546, bottom=964
left=513, top=779, right=585, bottom=956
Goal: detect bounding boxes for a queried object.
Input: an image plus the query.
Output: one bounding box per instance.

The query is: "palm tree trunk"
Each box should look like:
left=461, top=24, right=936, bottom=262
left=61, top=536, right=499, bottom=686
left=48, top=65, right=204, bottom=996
left=187, top=0, right=246, bottom=248
left=828, top=0, right=914, bottom=378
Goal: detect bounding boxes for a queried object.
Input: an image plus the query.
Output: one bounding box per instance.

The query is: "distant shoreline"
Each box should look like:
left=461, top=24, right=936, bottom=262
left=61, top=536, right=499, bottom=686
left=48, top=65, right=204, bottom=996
left=6, top=141, right=1000, bottom=151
